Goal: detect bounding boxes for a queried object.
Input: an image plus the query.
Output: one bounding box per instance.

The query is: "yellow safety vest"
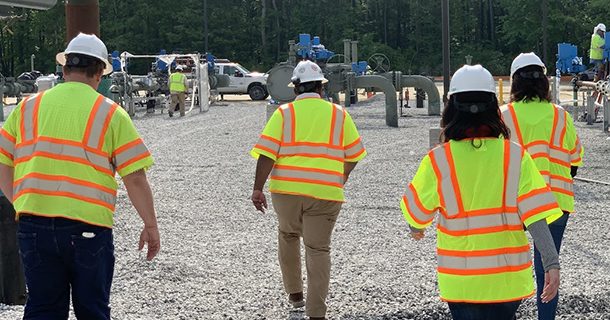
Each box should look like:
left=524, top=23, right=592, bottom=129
left=501, top=100, right=584, bottom=219
left=590, top=33, right=605, bottom=60
left=251, top=96, right=366, bottom=201
left=0, top=82, right=154, bottom=228
left=401, top=138, right=563, bottom=303
left=169, top=72, right=186, bottom=92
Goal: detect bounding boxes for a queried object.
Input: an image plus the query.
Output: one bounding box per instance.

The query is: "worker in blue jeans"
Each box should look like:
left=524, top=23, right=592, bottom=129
left=534, top=212, right=570, bottom=319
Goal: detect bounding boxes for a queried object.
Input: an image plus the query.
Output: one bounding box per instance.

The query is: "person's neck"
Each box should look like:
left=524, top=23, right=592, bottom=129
left=64, top=73, right=100, bottom=90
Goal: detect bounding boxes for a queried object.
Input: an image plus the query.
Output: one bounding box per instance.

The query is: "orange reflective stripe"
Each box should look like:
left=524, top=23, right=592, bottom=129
left=14, top=172, right=116, bottom=195
left=0, top=129, right=15, bottom=160
left=21, top=94, right=42, bottom=142
left=1, top=128, right=15, bottom=143
left=115, top=151, right=151, bottom=172
left=438, top=224, right=524, bottom=237
left=437, top=245, right=530, bottom=257
left=441, top=292, right=534, bottom=304
left=254, top=144, right=278, bottom=158
left=507, top=104, right=524, bottom=146
left=14, top=188, right=114, bottom=211
left=19, top=96, right=30, bottom=143
left=402, top=185, right=436, bottom=224
left=84, top=96, right=116, bottom=150
left=518, top=187, right=549, bottom=202
left=520, top=202, right=559, bottom=222
left=429, top=149, right=446, bottom=212
left=438, top=261, right=531, bottom=276
left=445, top=146, right=464, bottom=213
left=329, top=104, right=344, bottom=146
left=269, top=175, right=343, bottom=188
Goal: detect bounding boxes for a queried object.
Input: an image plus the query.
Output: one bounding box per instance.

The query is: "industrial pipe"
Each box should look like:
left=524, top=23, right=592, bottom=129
left=65, top=0, right=99, bottom=42
left=401, top=75, right=441, bottom=115
left=354, top=75, right=398, bottom=127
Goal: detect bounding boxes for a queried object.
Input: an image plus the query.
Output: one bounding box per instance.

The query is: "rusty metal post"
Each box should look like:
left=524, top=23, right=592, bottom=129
left=65, top=0, right=100, bottom=42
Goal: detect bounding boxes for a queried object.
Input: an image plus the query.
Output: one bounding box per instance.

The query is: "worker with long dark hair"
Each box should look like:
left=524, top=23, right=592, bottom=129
left=502, top=52, right=584, bottom=320
left=400, top=64, right=562, bottom=320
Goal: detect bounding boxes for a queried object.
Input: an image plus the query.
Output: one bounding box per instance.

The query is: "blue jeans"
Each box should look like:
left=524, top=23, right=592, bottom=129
left=533, top=212, right=569, bottom=320
left=17, top=215, right=115, bottom=320
left=448, top=300, right=521, bottom=320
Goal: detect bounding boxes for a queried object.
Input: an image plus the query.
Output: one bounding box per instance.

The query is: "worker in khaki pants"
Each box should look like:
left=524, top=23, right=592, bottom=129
left=250, top=60, right=367, bottom=320
left=168, top=65, right=188, bottom=117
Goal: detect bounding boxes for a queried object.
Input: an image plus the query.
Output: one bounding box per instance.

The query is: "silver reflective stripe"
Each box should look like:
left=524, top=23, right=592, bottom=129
left=549, top=148, right=569, bottom=164
left=14, top=140, right=112, bottom=171
left=0, top=131, right=14, bottom=156
left=570, top=141, right=583, bottom=162
left=501, top=107, right=517, bottom=140
left=255, top=137, right=280, bottom=153
left=403, top=188, right=434, bottom=223
left=438, top=250, right=531, bottom=270
left=526, top=144, right=550, bottom=157
left=13, top=176, right=116, bottom=207
left=505, top=142, right=522, bottom=207
left=552, top=107, right=566, bottom=147
left=344, top=140, right=365, bottom=158
left=113, top=141, right=150, bottom=169
left=438, top=212, right=522, bottom=231
left=432, top=146, right=460, bottom=215
left=22, top=95, right=40, bottom=142
left=330, top=104, right=344, bottom=146
left=86, top=97, right=115, bottom=150
left=280, top=104, right=293, bottom=143
left=550, top=178, right=573, bottom=193
left=271, top=167, right=343, bottom=185
left=518, top=190, right=558, bottom=214
left=279, top=145, right=344, bottom=158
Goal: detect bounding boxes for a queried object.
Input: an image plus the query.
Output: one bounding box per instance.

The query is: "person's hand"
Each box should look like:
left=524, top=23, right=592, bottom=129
left=540, top=268, right=560, bottom=303
left=139, top=225, right=160, bottom=261
left=251, top=189, right=267, bottom=213
left=410, top=229, right=425, bottom=241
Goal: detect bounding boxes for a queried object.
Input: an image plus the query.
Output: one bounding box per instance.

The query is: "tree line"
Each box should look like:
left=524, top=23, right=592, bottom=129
left=1, top=0, right=609, bottom=77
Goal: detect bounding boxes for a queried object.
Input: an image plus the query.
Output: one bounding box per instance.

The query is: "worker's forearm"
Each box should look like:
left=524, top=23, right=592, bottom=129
left=528, top=219, right=560, bottom=271
left=254, top=155, right=275, bottom=191
left=123, top=170, right=158, bottom=227
left=0, top=163, right=14, bottom=202
left=344, top=161, right=358, bottom=182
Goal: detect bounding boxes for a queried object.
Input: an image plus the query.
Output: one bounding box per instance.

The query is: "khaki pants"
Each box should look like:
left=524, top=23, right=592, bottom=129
left=169, top=91, right=186, bottom=116
left=271, top=192, right=342, bottom=318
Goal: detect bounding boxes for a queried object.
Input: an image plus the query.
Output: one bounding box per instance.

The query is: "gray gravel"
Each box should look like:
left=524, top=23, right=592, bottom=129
left=1, top=94, right=609, bottom=320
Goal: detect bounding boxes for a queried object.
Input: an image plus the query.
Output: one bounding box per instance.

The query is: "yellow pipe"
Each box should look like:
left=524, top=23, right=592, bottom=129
left=498, top=78, right=503, bottom=104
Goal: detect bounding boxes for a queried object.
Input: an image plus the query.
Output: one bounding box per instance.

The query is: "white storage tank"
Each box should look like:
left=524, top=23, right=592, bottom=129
left=36, top=75, right=57, bottom=92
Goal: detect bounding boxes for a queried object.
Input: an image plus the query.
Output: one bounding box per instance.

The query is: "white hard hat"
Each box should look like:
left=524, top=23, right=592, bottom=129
left=176, top=65, right=184, bottom=71
left=510, top=52, right=546, bottom=78
left=447, top=64, right=495, bottom=97
left=56, top=33, right=113, bottom=75
left=598, top=23, right=606, bottom=32
left=287, top=60, right=328, bottom=87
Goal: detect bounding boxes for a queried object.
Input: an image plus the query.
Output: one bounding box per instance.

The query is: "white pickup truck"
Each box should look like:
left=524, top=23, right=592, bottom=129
left=214, top=59, right=269, bottom=100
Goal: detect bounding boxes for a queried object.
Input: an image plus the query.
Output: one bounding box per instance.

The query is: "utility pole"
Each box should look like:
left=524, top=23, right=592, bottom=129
left=442, top=0, right=450, bottom=103
left=542, top=0, right=548, bottom=69
left=204, top=0, right=208, bottom=53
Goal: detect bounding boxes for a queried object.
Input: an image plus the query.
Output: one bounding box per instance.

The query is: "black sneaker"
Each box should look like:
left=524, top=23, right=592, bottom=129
left=288, top=292, right=305, bottom=308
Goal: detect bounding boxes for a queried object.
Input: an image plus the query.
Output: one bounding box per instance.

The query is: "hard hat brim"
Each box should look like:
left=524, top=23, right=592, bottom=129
left=287, top=78, right=329, bottom=87
left=56, top=51, right=114, bottom=75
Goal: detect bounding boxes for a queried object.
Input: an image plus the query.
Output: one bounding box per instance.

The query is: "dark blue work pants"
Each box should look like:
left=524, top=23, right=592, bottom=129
left=448, top=300, right=521, bottom=320
left=17, top=214, right=114, bottom=320
left=533, top=212, right=570, bottom=320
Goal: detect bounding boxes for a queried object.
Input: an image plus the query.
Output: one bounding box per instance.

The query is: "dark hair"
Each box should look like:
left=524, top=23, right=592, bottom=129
left=63, top=53, right=105, bottom=78
left=295, top=81, right=323, bottom=94
left=440, top=91, right=511, bottom=147
left=510, top=65, right=552, bottom=102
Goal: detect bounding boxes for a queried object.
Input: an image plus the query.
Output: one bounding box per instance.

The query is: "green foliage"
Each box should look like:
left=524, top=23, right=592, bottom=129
left=0, top=0, right=607, bottom=77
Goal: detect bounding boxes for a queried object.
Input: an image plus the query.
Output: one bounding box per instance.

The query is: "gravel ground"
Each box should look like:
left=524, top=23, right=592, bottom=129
left=1, top=94, right=609, bottom=320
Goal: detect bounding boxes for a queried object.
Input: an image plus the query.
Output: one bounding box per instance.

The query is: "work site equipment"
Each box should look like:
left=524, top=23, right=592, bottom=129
left=266, top=34, right=441, bottom=127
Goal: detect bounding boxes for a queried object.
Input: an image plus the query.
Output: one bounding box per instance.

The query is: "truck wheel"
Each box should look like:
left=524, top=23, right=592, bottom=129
left=249, top=85, right=266, bottom=100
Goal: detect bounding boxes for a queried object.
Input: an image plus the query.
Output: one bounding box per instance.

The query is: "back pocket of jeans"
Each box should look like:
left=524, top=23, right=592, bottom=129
left=17, top=233, right=41, bottom=270
left=72, top=230, right=109, bottom=269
